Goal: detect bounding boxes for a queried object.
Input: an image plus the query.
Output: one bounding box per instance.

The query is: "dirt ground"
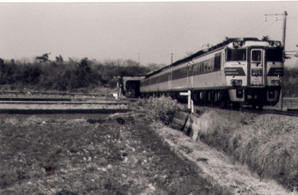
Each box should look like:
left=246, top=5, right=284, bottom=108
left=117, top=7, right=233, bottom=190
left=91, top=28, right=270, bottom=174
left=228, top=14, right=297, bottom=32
left=0, top=113, right=229, bottom=195
left=1, top=108, right=296, bottom=195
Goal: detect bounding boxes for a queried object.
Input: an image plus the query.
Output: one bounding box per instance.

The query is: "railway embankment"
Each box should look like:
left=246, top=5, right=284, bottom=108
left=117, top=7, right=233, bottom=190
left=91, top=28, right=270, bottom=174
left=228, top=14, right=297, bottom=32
left=168, top=106, right=298, bottom=192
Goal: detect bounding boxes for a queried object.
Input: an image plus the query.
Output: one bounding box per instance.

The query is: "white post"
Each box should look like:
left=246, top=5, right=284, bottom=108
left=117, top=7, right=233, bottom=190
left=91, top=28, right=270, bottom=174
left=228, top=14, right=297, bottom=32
left=180, top=90, right=194, bottom=113
left=191, top=99, right=194, bottom=113
left=188, top=90, right=191, bottom=110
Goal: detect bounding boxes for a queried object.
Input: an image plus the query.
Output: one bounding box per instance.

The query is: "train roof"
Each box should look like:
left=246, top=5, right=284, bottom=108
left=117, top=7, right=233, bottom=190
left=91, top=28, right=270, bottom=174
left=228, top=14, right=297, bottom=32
left=145, top=37, right=272, bottom=78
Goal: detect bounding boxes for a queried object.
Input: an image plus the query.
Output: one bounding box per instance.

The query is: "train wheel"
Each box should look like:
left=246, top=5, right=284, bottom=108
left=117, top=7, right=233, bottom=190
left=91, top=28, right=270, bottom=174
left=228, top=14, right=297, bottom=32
left=232, top=102, right=244, bottom=111
left=199, top=92, right=204, bottom=101
left=218, top=91, right=224, bottom=101
left=193, top=91, right=200, bottom=105
left=217, top=91, right=226, bottom=108
left=257, top=103, right=263, bottom=110
left=214, top=92, right=218, bottom=102
left=252, top=104, right=257, bottom=109
left=219, top=100, right=227, bottom=109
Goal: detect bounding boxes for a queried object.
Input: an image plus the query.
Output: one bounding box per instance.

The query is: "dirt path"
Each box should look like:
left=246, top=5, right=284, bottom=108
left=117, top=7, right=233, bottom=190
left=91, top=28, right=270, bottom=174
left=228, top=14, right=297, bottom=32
left=151, top=123, right=292, bottom=195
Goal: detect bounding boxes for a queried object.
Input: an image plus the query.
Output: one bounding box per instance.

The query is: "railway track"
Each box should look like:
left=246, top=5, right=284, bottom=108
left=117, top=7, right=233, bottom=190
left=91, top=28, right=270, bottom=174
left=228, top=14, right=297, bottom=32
left=1, top=92, right=297, bottom=116
left=0, top=95, right=130, bottom=114
left=0, top=100, right=129, bottom=105
left=242, top=107, right=298, bottom=117
left=0, top=91, right=107, bottom=97
left=192, top=105, right=298, bottom=117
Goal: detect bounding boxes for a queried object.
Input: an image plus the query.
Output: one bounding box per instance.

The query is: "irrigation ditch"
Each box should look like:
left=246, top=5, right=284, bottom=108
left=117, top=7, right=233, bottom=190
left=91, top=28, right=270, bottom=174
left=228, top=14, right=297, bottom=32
left=165, top=107, right=298, bottom=193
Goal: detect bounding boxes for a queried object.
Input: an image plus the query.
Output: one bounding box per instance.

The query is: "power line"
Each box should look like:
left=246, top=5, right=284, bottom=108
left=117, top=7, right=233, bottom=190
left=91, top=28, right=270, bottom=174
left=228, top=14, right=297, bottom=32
left=241, top=21, right=266, bottom=37
left=252, top=20, right=277, bottom=37
left=288, top=15, right=298, bottom=19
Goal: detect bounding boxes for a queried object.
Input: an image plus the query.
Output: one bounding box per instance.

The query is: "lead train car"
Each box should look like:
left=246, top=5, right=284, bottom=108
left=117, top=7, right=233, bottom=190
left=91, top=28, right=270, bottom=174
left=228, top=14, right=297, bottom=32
left=140, top=38, right=284, bottom=109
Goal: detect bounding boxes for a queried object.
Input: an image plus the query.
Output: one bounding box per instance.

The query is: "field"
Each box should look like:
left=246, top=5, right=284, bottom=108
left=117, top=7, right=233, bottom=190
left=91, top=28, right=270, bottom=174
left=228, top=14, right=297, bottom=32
left=0, top=113, right=227, bottom=195
left=1, top=96, right=297, bottom=194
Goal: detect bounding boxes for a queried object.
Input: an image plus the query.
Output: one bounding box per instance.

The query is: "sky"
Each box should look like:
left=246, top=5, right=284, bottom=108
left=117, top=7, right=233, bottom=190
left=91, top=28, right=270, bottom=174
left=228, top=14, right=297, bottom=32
left=0, top=1, right=298, bottom=66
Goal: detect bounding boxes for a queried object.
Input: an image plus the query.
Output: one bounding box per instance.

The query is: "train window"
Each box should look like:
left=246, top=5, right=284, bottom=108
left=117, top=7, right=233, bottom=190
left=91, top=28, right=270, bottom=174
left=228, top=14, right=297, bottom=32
left=266, top=48, right=283, bottom=62
left=227, top=49, right=246, bottom=61
left=204, top=63, right=208, bottom=73
left=172, top=67, right=187, bottom=80
left=160, top=73, right=168, bottom=82
left=193, top=64, right=198, bottom=75
left=252, top=50, right=261, bottom=61
left=188, top=65, right=193, bottom=76
left=214, top=54, right=221, bottom=71
left=209, top=59, right=214, bottom=71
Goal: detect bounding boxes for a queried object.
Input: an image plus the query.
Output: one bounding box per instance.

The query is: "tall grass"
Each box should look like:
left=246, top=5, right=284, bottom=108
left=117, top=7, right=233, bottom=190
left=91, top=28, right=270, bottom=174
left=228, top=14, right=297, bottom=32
left=283, top=66, right=298, bottom=97
left=197, top=109, right=298, bottom=191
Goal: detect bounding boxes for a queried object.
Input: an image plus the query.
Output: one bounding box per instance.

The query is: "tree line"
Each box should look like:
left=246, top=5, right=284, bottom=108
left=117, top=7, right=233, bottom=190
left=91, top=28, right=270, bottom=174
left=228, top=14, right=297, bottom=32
left=0, top=57, right=157, bottom=91
left=0, top=56, right=297, bottom=97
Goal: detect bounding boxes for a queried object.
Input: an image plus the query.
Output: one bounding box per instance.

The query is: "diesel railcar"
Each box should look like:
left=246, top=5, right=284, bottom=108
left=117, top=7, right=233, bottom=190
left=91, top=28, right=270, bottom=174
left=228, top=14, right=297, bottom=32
left=140, top=37, right=284, bottom=109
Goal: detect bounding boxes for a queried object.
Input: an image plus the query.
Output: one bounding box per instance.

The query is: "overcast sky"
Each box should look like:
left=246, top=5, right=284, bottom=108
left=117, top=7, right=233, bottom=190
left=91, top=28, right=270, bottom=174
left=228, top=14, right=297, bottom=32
left=0, top=2, right=298, bottom=66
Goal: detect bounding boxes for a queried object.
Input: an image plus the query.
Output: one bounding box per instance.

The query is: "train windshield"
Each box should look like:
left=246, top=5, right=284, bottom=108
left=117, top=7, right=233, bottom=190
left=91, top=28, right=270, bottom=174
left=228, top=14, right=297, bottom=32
left=266, top=48, right=283, bottom=62
left=226, top=49, right=246, bottom=61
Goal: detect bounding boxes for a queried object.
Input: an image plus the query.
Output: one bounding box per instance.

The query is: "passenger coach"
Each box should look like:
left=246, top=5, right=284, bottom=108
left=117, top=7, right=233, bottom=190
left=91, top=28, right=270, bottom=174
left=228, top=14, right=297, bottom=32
left=140, top=37, right=284, bottom=109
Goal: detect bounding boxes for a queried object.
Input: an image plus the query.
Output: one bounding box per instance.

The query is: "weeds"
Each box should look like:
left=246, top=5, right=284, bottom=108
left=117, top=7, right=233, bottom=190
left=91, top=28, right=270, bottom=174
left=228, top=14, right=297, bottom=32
left=140, top=96, right=183, bottom=125
left=196, top=109, right=298, bottom=191
left=283, top=66, right=298, bottom=97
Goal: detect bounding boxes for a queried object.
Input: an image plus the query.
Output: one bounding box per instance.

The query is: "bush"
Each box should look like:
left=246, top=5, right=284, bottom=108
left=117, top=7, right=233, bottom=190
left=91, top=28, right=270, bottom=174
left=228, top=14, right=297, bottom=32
left=283, top=66, right=298, bottom=97
left=140, top=96, right=183, bottom=125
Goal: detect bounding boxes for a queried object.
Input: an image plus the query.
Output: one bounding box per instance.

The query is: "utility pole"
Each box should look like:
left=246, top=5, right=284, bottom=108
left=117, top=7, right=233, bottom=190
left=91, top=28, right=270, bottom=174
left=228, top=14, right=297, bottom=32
left=264, top=11, right=287, bottom=46
left=171, top=53, right=173, bottom=64
left=264, top=11, right=288, bottom=110
left=282, top=11, right=288, bottom=47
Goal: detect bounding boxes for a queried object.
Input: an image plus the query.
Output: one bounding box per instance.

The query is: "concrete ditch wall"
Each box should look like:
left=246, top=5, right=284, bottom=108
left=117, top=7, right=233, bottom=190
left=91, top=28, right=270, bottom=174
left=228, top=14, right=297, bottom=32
left=171, top=111, right=211, bottom=141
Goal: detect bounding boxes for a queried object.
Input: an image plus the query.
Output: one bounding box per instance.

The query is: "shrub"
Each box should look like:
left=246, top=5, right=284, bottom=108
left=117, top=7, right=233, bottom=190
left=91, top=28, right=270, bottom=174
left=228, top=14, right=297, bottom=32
left=140, top=96, right=183, bottom=125
left=283, top=66, right=298, bottom=97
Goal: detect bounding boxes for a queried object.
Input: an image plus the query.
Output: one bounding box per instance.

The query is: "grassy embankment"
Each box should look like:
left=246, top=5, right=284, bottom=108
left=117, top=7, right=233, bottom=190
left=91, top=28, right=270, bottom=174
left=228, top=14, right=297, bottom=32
left=141, top=97, right=298, bottom=192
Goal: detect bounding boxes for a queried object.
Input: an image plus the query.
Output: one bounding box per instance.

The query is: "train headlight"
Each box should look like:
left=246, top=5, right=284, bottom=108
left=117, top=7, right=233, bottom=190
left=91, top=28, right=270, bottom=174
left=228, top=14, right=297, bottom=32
left=268, top=41, right=281, bottom=47
left=274, top=41, right=282, bottom=47
left=233, top=41, right=243, bottom=48
left=231, top=79, right=242, bottom=87
left=271, top=80, right=281, bottom=86
left=269, top=41, right=275, bottom=46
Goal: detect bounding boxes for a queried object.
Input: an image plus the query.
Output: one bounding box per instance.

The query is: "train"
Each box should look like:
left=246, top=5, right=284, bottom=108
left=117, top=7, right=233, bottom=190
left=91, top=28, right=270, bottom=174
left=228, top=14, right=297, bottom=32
left=124, top=37, right=284, bottom=109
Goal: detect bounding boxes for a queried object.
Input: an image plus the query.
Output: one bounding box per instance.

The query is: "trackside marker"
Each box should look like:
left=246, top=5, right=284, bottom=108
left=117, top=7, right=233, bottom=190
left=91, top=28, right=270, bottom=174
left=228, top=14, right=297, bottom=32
left=180, top=90, right=194, bottom=113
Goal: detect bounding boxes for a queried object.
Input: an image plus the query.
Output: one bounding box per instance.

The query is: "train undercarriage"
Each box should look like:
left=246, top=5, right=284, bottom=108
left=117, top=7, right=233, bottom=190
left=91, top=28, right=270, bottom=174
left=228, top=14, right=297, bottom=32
left=140, top=87, right=281, bottom=110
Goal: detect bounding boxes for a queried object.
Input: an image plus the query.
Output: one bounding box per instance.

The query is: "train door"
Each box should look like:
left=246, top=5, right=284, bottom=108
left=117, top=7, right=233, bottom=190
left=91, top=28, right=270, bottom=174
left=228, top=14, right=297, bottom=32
left=249, top=49, right=265, bottom=86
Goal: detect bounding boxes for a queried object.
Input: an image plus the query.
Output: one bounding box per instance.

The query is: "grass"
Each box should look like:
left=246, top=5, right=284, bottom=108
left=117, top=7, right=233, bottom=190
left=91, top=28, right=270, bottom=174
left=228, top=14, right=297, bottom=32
left=194, top=108, right=298, bottom=191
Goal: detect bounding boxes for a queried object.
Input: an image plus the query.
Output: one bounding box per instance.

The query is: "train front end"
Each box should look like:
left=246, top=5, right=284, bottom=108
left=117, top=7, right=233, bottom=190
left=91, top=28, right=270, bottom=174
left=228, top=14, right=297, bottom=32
left=224, top=38, right=284, bottom=108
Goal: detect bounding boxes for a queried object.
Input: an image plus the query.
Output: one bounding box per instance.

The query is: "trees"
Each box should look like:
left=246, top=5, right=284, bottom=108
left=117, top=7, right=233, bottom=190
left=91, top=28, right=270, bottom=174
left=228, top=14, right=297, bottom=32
left=0, top=57, right=152, bottom=91
left=35, top=53, right=51, bottom=63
